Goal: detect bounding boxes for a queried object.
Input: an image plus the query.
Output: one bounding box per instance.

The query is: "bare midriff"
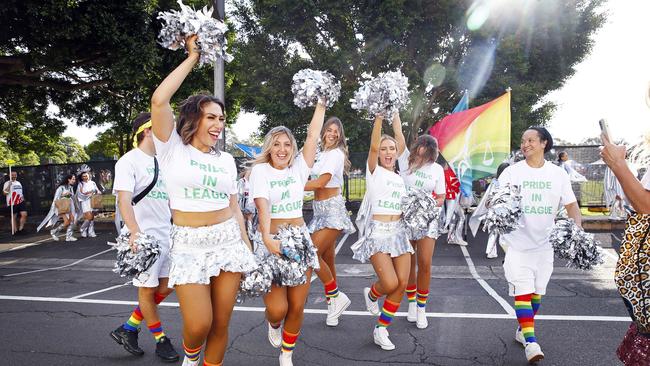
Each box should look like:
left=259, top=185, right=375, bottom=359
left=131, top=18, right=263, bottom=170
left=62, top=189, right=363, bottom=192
left=172, top=207, right=232, bottom=227
left=372, top=214, right=401, bottom=222
left=313, top=187, right=340, bottom=201
left=270, top=217, right=305, bottom=234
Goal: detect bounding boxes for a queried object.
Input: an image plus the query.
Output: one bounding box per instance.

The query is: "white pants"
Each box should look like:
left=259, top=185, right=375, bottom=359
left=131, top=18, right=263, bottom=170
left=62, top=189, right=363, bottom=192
left=132, top=248, right=171, bottom=288
left=503, top=248, right=554, bottom=296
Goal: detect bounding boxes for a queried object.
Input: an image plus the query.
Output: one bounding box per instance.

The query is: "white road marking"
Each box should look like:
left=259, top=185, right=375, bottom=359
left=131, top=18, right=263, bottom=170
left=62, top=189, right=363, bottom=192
left=0, top=237, right=57, bottom=254
left=70, top=282, right=130, bottom=299
left=0, top=295, right=630, bottom=322
left=602, top=248, right=619, bottom=261
left=2, top=248, right=114, bottom=277
left=459, top=245, right=516, bottom=315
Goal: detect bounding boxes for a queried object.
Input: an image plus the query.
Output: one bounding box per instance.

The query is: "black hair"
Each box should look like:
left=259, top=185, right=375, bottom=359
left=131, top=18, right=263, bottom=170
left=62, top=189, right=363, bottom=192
left=557, top=151, right=567, bottom=163
left=58, top=174, right=75, bottom=187
left=526, top=126, right=554, bottom=153
left=496, top=162, right=510, bottom=179
left=132, top=112, right=152, bottom=145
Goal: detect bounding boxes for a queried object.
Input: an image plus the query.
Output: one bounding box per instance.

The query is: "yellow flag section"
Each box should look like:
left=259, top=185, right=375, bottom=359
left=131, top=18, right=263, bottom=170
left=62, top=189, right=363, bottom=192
left=429, top=91, right=511, bottom=181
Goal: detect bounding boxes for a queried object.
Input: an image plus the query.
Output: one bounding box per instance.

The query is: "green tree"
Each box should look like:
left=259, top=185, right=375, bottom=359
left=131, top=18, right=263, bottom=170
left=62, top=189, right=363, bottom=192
left=1, top=0, right=241, bottom=157
left=230, top=0, right=605, bottom=150
left=85, top=129, right=121, bottom=160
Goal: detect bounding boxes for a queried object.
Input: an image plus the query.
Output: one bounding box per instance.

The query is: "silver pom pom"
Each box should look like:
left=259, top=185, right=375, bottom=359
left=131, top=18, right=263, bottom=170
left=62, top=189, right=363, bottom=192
left=480, top=184, right=523, bottom=236
left=401, top=188, right=441, bottom=240
left=157, top=0, right=233, bottom=65
left=109, top=233, right=161, bottom=279
left=291, top=69, right=341, bottom=109
left=237, top=258, right=274, bottom=302
left=549, top=218, right=605, bottom=270
left=350, top=70, right=410, bottom=117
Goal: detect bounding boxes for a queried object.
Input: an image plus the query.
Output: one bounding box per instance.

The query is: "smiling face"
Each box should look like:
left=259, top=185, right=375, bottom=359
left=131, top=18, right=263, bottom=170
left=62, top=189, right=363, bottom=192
left=269, top=132, right=294, bottom=169
left=192, top=101, right=225, bottom=151
left=68, top=176, right=76, bottom=185
left=378, top=137, right=398, bottom=170
left=520, top=129, right=547, bottom=160
left=323, top=122, right=340, bottom=150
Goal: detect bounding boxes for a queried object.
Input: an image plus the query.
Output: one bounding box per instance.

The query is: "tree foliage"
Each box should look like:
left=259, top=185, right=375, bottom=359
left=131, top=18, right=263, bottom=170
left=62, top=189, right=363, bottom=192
left=1, top=0, right=241, bottom=159
left=230, top=0, right=606, bottom=150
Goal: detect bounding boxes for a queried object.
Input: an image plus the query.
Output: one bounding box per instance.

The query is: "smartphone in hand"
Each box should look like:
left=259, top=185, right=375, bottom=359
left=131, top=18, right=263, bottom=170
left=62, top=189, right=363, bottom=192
left=599, top=119, right=613, bottom=143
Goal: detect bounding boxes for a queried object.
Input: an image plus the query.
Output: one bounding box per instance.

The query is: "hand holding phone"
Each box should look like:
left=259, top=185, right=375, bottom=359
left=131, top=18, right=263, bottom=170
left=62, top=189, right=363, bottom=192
left=599, top=119, right=613, bottom=144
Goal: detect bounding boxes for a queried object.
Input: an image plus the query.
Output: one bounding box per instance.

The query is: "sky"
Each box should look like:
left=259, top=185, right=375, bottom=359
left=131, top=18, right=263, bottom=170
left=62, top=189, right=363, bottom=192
left=65, top=1, right=649, bottom=146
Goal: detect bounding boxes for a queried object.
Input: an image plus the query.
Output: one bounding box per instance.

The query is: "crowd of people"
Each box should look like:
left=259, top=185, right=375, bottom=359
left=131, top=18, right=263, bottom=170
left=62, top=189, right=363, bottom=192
left=4, top=35, right=649, bottom=366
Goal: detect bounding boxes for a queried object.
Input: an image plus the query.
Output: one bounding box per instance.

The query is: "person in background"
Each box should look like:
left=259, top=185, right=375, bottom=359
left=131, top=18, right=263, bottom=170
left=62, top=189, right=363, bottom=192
left=3, top=171, right=28, bottom=234
left=75, top=168, right=99, bottom=238
left=37, top=174, right=77, bottom=242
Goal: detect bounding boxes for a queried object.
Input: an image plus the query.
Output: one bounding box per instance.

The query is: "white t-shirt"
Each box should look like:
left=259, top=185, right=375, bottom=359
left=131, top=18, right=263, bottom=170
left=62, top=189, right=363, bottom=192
left=250, top=154, right=310, bottom=219
left=153, top=129, right=237, bottom=212
left=3, top=180, right=24, bottom=205
left=310, top=148, right=345, bottom=188
left=77, top=180, right=98, bottom=201
left=499, top=160, right=577, bottom=252
left=367, top=165, right=406, bottom=216
left=397, top=148, right=446, bottom=196
left=113, top=148, right=171, bottom=244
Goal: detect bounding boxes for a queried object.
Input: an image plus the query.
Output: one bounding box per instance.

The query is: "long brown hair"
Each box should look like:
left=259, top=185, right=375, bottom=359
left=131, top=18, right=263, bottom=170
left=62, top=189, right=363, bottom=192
left=320, top=117, right=351, bottom=174
left=407, top=135, right=439, bottom=174
left=177, top=94, right=225, bottom=152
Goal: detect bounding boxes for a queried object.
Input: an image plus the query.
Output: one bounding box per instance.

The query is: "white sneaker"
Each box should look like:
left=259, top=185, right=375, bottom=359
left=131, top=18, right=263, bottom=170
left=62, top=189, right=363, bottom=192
left=81, top=231, right=88, bottom=238
left=279, top=351, right=293, bottom=366
left=89, top=232, right=97, bottom=238
left=487, top=253, right=498, bottom=259
left=326, top=291, right=351, bottom=327
left=65, top=236, right=78, bottom=242
left=50, top=229, right=59, bottom=241
left=406, top=302, right=417, bottom=322
left=515, top=328, right=526, bottom=347
left=416, top=307, right=428, bottom=329
left=181, top=356, right=200, bottom=366
left=525, top=342, right=544, bottom=363
left=373, top=327, right=395, bottom=351
left=363, top=287, right=380, bottom=316
left=268, top=322, right=282, bottom=349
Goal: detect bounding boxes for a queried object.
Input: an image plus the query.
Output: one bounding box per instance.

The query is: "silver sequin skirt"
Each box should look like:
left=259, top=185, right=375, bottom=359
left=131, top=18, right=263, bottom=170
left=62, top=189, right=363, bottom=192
left=308, top=195, right=356, bottom=234
left=352, top=220, right=413, bottom=263
left=168, top=217, right=257, bottom=287
left=253, top=224, right=320, bottom=287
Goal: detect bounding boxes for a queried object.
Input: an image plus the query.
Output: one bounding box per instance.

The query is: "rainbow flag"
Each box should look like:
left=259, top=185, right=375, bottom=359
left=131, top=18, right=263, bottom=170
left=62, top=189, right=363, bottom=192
left=429, top=91, right=511, bottom=189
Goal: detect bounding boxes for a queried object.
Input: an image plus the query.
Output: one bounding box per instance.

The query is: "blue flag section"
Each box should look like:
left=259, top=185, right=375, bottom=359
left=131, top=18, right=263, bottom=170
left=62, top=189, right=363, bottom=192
left=234, top=143, right=262, bottom=158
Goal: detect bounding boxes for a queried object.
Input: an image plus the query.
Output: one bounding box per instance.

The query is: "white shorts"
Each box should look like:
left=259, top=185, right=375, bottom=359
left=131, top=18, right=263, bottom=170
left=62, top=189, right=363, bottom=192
left=132, top=244, right=171, bottom=288
left=503, top=248, right=554, bottom=296
left=80, top=200, right=92, bottom=213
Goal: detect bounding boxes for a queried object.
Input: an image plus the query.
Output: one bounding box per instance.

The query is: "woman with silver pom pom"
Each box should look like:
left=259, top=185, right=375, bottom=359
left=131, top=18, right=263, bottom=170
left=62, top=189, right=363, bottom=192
left=498, top=126, right=581, bottom=363
left=151, top=35, right=257, bottom=366
left=304, top=116, right=356, bottom=327
left=393, top=113, right=445, bottom=329
left=247, top=99, right=327, bottom=366
left=351, top=113, right=413, bottom=351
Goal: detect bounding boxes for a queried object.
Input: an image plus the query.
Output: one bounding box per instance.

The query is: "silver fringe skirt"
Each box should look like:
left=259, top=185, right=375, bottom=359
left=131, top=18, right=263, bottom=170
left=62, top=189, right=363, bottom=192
left=308, top=195, right=356, bottom=234
left=168, top=217, right=257, bottom=287
left=253, top=224, right=320, bottom=287
left=352, top=220, right=413, bottom=263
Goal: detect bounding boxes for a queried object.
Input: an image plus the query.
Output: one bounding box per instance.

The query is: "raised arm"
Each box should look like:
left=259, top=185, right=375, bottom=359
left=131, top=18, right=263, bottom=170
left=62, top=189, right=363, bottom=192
left=367, top=114, right=385, bottom=174
left=601, top=134, right=650, bottom=213
left=301, top=100, right=327, bottom=168
left=151, top=35, right=200, bottom=142
left=392, top=113, right=406, bottom=156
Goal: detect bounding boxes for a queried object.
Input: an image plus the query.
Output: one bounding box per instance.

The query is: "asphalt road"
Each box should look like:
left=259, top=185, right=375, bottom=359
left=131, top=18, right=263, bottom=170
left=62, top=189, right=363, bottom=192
left=0, top=219, right=629, bottom=366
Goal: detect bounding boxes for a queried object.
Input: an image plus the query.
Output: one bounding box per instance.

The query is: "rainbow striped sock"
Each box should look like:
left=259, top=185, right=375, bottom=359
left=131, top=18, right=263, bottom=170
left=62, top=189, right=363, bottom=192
left=368, top=284, right=381, bottom=302
left=148, top=321, right=165, bottom=342
left=406, top=284, right=417, bottom=303
left=123, top=307, right=143, bottom=332
left=531, top=293, right=542, bottom=316
left=416, top=289, right=429, bottom=308
left=514, top=294, right=536, bottom=343
left=154, top=292, right=169, bottom=304
left=376, top=299, right=400, bottom=328
left=183, top=341, right=202, bottom=362
left=324, top=279, right=339, bottom=301
left=281, top=330, right=299, bottom=353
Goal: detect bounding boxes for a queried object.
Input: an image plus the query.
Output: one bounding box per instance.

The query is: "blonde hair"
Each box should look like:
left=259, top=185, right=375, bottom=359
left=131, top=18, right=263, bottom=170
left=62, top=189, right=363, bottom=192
left=248, top=126, right=298, bottom=168
left=321, top=117, right=351, bottom=174
left=378, top=134, right=398, bottom=170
